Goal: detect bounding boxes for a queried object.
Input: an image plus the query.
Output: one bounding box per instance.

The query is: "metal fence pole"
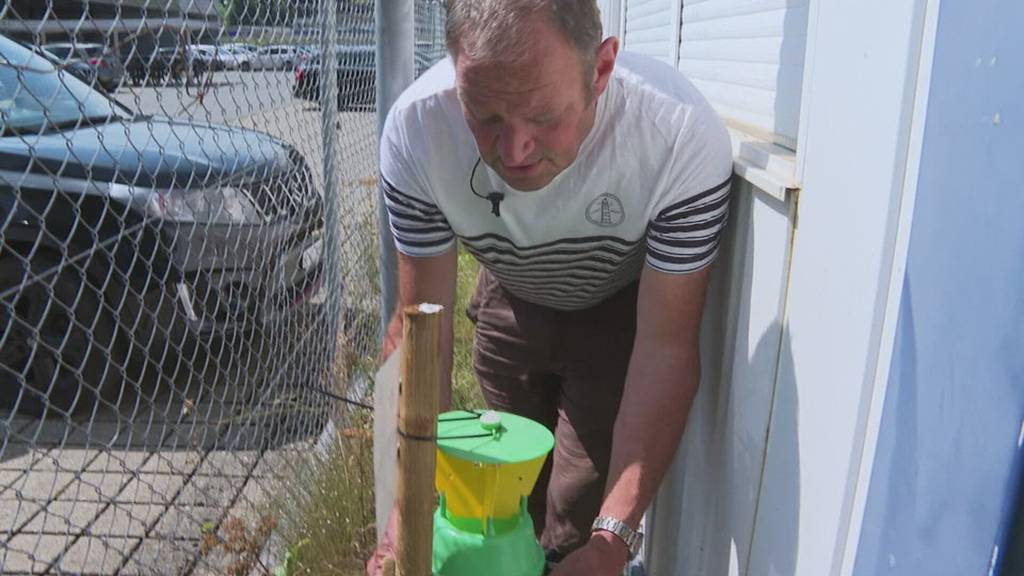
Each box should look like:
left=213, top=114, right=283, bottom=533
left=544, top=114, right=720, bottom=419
left=376, top=0, right=416, bottom=336
left=320, top=0, right=343, bottom=426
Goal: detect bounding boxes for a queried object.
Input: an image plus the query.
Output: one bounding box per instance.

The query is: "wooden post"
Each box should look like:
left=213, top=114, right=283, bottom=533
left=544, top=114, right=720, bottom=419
left=396, top=303, right=443, bottom=576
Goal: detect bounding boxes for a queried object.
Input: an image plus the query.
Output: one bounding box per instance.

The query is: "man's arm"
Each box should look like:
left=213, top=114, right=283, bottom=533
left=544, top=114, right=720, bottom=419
left=553, top=264, right=709, bottom=573
left=382, top=247, right=459, bottom=410
left=601, top=264, right=708, bottom=524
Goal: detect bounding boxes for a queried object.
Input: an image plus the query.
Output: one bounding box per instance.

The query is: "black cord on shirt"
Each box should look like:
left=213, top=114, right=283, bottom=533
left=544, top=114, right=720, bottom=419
left=469, top=157, right=505, bottom=217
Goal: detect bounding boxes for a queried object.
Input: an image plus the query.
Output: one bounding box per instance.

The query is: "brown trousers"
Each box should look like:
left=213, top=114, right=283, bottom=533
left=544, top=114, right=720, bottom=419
left=467, top=267, right=638, bottom=559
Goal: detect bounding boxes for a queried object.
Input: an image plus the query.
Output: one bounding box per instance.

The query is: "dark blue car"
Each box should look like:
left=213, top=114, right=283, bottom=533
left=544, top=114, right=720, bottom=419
left=0, top=35, right=324, bottom=417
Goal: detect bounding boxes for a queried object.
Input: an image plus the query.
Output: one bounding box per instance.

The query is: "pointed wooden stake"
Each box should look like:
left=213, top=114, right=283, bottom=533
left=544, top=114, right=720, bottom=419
left=395, top=303, right=443, bottom=576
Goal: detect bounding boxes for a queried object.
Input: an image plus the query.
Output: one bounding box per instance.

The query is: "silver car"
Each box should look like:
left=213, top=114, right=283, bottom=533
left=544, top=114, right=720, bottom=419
left=252, top=45, right=300, bottom=70
left=41, top=43, right=124, bottom=92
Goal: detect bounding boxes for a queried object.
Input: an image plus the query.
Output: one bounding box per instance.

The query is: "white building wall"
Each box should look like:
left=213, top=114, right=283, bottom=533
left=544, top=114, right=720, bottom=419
left=647, top=178, right=795, bottom=576
left=600, top=0, right=942, bottom=573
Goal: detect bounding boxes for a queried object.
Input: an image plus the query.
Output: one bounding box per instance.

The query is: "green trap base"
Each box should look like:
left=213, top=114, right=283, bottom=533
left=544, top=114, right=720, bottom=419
left=432, top=508, right=545, bottom=576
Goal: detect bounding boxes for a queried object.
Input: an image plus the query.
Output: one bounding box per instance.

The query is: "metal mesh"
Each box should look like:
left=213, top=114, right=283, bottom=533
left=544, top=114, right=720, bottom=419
left=0, top=1, right=447, bottom=573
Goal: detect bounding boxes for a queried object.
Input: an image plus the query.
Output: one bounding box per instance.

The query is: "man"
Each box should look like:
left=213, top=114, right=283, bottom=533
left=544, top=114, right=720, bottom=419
left=372, top=0, right=732, bottom=573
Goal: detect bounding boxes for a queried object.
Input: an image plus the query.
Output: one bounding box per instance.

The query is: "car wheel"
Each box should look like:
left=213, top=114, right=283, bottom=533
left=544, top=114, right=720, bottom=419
left=0, top=255, right=123, bottom=417
left=241, top=62, right=252, bottom=72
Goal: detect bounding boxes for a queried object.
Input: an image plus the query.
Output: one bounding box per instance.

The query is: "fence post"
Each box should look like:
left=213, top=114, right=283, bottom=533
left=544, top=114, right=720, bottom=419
left=396, top=303, right=442, bottom=576
left=376, top=0, right=415, bottom=337
left=319, top=0, right=345, bottom=427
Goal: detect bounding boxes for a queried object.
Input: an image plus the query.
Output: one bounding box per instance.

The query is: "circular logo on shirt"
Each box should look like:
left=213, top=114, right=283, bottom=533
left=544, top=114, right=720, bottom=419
left=585, top=194, right=626, bottom=227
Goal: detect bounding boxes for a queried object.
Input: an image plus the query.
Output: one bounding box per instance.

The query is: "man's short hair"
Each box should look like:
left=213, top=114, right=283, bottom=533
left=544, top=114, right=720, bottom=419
left=444, top=0, right=603, bottom=70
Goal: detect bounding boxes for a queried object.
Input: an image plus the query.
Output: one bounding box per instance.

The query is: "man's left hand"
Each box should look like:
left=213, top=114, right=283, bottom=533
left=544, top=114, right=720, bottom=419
left=549, top=532, right=630, bottom=576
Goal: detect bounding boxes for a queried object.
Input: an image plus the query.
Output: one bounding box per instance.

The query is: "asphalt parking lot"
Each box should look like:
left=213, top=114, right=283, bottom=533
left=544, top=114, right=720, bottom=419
left=1, top=69, right=380, bottom=574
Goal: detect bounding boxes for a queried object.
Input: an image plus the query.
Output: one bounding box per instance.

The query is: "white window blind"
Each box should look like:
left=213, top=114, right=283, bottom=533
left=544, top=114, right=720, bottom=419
left=596, top=0, right=621, bottom=38
left=622, top=0, right=678, bottom=65
left=678, top=0, right=809, bottom=149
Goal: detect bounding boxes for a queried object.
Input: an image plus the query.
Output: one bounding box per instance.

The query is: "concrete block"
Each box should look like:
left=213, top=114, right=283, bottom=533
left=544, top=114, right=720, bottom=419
left=57, top=536, right=139, bottom=574
left=8, top=470, right=76, bottom=501
left=32, top=448, right=97, bottom=473
left=196, top=450, right=259, bottom=477
left=140, top=450, right=203, bottom=475
left=111, top=422, right=170, bottom=451
left=151, top=505, right=222, bottom=540
left=252, top=447, right=311, bottom=478
left=175, top=475, right=246, bottom=508
left=92, top=502, right=166, bottom=538
left=20, top=500, right=104, bottom=535
left=162, top=422, right=223, bottom=451
left=116, top=474, right=186, bottom=505
left=0, top=498, right=43, bottom=535
left=20, top=420, right=119, bottom=447
left=2, top=533, right=71, bottom=573
left=1, top=470, right=24, bottom=497
left=0, top=445, right=44, bottom=471
left=86, top=450, right=150, bottom=474
left=122, top=538, right=199, bottom=575
left=1, top=415, right=36, bottom=434
left=58, top=471, right=132, bottom=502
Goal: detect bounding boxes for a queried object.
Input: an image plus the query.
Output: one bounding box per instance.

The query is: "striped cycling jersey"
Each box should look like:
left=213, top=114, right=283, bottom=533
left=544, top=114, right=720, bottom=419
left=381, top=52, right=733, bottom=311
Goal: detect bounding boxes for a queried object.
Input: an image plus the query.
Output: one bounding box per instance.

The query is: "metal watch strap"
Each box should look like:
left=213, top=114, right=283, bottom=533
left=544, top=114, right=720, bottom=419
left=591, top=515, right=643, bottom=559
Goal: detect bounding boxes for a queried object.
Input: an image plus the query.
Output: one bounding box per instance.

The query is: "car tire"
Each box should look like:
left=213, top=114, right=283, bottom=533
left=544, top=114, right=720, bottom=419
left=241, top=62, right=252, bottom=72
left=0, top=254, right=124, bottom=417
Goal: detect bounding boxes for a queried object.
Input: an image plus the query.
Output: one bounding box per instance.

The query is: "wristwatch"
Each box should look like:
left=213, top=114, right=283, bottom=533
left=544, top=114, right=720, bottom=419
left=591, top=515, right=643, bottom=559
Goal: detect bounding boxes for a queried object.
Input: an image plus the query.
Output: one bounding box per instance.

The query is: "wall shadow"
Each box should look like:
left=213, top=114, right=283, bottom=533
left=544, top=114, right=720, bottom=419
left=646, top=181, right=800, bottom=575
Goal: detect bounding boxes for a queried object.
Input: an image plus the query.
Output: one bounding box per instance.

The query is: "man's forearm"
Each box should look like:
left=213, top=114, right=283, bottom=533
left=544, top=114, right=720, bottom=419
left=599, top=344, right=700, bottom=528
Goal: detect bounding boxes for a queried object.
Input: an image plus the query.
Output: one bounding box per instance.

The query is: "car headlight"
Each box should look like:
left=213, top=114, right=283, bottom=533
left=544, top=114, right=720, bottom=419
left=110, top=183, right=266, bottom=224
left=148, top=186, right=265, bottom=224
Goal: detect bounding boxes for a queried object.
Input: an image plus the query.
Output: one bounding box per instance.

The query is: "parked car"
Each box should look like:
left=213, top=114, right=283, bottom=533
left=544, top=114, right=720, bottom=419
left=0, top=35, right=324, bottom=416
left=42, top=42, right=124, bottom=92
left=219, top=45, right=255, bottom=71
left=186, top=44, right=220, bottom=73
left=28, top=44, right=97, bottom=86
left=123, top=46, right=188, bottom=86
left=252, top=45, right=301, bottom=70
left=224, top=43, right=259, bottom=56
left=293, top=46, right=375, bottom=110
left=188, top=44, right=253, bottom=72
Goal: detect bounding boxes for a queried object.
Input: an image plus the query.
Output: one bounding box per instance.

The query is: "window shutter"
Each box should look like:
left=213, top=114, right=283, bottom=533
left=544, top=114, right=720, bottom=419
left=677, top=0, right=809, bottom=148
left=622, top=0, right=678, bottom=65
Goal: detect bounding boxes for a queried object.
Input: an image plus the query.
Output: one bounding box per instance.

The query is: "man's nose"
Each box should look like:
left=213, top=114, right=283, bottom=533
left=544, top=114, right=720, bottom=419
left=497, top=123, right=536, bottom=166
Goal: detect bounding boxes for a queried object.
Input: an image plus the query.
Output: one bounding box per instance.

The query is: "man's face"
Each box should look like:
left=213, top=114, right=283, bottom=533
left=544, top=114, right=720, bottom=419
left=455, top=19, right=614, bottom=191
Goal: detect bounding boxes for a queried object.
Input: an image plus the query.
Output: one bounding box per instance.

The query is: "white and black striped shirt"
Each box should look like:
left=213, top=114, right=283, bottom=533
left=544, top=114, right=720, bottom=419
left=381, top=53, right=733, bottom=311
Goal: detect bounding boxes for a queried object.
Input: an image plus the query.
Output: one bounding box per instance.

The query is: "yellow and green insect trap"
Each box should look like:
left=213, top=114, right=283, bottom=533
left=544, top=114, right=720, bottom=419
left=433, top=410, right=554, bottom=576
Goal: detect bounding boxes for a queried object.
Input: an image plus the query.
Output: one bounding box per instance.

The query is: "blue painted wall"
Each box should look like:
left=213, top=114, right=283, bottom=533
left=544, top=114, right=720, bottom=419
left=852, top=1, right=1024, bottom=575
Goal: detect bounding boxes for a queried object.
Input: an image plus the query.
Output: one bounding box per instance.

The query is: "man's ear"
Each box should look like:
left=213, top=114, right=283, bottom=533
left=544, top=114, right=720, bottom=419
left=592, top=37, right=620, bottom=98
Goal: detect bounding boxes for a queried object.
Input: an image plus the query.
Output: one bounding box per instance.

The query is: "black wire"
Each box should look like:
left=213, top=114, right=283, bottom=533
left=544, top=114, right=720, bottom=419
left=313, top=390, right=496, bottom=441
left=469, top=157, right=505, bottom=217
left=398, top=428, right=496, bottom=442
left=311, top=387, right=374, bottom=411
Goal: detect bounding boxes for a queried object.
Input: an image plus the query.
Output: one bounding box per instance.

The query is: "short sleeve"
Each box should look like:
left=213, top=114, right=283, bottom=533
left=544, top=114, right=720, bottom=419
left=646, top=108, right=734, bottom=274
left=380, top=106, right=456, bottom=257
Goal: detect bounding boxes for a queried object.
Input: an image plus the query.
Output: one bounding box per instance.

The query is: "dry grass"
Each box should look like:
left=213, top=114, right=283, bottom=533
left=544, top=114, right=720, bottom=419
left=266, top=246, right=483, bottom=575
left=451, top=247, right=485, bottom=410
left=268, top=428, right=377, bottom=576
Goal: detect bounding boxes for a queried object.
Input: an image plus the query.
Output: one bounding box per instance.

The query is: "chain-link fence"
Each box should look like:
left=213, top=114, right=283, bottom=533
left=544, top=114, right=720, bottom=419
left=0, top=1, right=446, bottom=573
